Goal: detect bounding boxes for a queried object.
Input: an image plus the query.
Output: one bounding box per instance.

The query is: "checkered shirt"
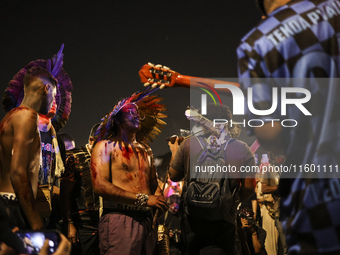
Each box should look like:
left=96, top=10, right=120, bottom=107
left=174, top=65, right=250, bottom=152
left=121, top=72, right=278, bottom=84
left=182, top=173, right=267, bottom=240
left=238, top=0, right=340, bottom=253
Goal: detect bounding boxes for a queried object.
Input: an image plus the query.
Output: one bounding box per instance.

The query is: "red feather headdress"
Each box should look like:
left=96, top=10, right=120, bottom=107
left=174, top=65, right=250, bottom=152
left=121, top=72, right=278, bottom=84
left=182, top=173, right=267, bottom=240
left=95, top=87, right=167, bottom=145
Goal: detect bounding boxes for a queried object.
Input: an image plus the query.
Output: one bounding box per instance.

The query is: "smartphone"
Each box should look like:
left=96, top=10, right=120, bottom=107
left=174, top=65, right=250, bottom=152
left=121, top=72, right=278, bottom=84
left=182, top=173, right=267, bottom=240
left=16, top=230, right=60, bottom=255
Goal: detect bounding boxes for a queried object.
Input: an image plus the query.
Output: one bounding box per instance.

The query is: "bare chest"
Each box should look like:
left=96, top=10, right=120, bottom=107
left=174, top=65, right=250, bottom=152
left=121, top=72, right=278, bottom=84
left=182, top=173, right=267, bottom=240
left=110, top=144, right=151, bottom=193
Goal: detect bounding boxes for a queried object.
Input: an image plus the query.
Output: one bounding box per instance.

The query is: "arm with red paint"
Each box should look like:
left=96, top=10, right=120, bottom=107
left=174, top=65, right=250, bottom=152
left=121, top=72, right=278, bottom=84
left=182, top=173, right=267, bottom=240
left=168, top=137, right=185, bottom=182
left=91, top=141, right=167, bottom=211
left=146, top=144, right=169, bottom=221
left=10, top=109, right=43, bottom=230
left=144, top=143, right=163, bottom=196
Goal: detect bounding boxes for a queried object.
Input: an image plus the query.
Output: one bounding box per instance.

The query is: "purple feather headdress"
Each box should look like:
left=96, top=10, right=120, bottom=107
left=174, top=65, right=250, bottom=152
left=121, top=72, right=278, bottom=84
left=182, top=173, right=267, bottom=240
left=95, top=86, right=167, bottom=144
left=2, top=44, right=73, bottom=132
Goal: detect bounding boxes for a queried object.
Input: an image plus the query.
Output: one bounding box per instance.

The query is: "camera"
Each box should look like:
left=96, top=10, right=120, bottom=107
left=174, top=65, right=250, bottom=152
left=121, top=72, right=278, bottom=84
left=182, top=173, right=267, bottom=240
left=17, top=230, right=60, bottom=255
left=238, top=208, right=256, bottom=226
left=245, top=215, right=255, bottom=226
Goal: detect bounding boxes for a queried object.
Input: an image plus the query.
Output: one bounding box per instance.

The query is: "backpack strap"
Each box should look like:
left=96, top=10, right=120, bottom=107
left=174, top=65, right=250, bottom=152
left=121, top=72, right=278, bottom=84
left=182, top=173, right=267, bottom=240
left=221, top=137, right=237, bottom=197
left=194, top=135, right=206, bottom=150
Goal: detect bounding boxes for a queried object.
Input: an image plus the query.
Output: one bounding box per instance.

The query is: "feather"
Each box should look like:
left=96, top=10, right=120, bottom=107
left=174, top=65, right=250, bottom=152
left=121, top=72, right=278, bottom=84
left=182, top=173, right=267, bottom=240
left=1, top=44, right=72, bottom=132
left=95, top=87, right=167, bottom=145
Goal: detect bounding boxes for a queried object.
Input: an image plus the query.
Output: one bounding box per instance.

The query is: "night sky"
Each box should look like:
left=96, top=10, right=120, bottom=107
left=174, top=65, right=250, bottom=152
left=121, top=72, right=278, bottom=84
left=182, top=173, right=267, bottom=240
left=0, top=0, right=264, bottom=158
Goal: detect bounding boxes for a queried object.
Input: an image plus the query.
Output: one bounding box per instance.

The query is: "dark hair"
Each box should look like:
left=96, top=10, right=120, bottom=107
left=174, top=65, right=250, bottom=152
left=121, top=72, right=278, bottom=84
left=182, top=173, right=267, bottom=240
left=205, top=103, right=232, bottom=122
left=58, top=133, right=75, bottom=145
left=111, top=110, right=124, bottom=136
left=205, top=103, right=240, bottom=138
left=23, top=66, right=57, bottom=87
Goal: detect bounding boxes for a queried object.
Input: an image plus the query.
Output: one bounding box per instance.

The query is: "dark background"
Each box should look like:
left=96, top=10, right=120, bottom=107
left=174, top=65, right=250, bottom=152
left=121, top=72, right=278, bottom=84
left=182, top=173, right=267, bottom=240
left=0, top=0, right=264, bottom=159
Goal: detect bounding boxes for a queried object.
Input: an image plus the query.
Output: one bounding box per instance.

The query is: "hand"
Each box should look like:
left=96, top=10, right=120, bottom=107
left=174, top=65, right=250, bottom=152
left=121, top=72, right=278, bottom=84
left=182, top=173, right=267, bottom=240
left=240, top=218, right=250, bottom=228
left=39, top=233, right=71, bottom=255
left=249, top=224, right=257, bottom=234
left=0, top=243, right=16, bottom=255
left=168, top=137, right=180, bottom=156
left=67, top=223, right=79, bottom=244
left=0, top=227, right=20, bottom=255
left=147, top=195, right=168, bottom=212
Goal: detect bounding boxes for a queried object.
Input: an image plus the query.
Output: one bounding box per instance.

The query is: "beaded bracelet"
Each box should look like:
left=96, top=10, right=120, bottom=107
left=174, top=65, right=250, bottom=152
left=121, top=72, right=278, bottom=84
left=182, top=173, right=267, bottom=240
left=135, top=193, right=149, bottom=206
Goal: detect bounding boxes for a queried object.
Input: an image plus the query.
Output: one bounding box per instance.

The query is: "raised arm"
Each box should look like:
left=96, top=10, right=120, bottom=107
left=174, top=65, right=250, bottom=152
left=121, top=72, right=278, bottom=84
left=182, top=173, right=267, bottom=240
left=10, top=109, right=43, bottom=230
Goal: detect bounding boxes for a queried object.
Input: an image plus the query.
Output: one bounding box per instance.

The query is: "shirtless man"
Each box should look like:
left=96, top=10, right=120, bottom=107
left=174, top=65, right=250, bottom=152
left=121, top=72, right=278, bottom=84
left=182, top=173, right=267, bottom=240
left=0, top=66, right=57, bottom=230
left=91, top=102, right=168, bottom=255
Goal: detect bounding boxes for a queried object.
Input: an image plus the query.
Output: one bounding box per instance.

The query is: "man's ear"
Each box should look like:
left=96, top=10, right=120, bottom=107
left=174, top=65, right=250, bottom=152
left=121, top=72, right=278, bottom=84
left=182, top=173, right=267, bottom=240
left=43, top=84, right=50, bottom=95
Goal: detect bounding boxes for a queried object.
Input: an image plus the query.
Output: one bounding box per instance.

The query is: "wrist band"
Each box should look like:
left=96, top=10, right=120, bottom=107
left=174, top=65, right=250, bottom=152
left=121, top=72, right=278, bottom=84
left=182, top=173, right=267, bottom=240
left=135, top=193, right=149, bottom=206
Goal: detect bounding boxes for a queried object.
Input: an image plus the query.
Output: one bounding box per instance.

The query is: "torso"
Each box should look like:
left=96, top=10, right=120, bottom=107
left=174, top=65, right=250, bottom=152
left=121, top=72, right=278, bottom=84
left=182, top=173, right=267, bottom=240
left=0, top=107, right=41, bottom=197
left=108, top=140, right=152, bottom=195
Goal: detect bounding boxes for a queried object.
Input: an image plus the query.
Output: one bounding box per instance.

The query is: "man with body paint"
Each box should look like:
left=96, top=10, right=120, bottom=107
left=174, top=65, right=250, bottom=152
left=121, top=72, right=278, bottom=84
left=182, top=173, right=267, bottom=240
left=1, top=44, right=72, bottom=231
left=0, top=66, right=57, bottom=230
left=91, top=88, right=168, bottom=255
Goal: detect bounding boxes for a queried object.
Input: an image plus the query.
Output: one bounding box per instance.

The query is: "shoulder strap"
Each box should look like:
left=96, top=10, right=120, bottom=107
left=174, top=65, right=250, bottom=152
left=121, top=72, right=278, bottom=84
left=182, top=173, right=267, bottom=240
left=221, top=138, right=237, bottom=194
left=194, top=135, right=206, bottom=150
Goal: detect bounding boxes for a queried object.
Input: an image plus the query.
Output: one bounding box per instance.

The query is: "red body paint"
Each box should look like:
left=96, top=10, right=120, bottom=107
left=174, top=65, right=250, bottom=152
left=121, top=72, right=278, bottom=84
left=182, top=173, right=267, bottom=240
left=0, top=107, right=30, bottom=135
left=126, top=173, right=134, bottom=180
left=122, top=146, right=133, bottom=161
left=91, top=161, right=97, bottom=179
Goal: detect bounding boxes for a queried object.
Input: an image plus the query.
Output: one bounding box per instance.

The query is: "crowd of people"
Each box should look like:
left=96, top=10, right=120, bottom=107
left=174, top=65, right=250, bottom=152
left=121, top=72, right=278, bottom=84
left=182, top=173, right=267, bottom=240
left=1, top=0, right=340, bottom=254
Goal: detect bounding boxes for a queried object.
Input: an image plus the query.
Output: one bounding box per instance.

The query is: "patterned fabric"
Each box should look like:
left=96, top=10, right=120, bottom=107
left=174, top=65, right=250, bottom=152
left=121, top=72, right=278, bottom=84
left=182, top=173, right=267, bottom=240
left=237, top=0, right=340, bottom=253
left=39, top=130, right=54, bottom=185
left=63, top=145, right=98, bottom=211
left=238, top=0, right=340, bottom=80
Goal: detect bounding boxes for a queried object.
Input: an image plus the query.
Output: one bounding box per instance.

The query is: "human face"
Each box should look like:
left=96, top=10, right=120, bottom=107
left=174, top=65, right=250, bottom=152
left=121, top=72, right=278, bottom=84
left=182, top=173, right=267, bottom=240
left=39, top=77, right=57, bottom=115
left=120, top=104, right=141, bottom=131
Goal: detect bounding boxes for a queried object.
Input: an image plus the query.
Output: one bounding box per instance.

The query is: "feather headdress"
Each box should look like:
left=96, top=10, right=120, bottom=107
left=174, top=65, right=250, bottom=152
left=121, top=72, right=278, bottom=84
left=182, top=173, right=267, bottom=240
left=95, top=87, right=167, bottom=145
left=2, top=44, right=73, bottom=132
